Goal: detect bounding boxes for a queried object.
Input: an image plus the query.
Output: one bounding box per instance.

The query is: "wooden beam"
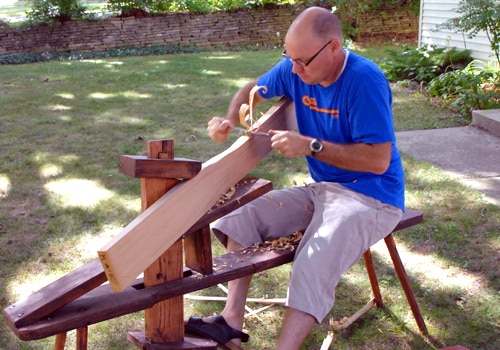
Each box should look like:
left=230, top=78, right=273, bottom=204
left=120, top=156, right=201, bottom=179
left=98, top=98, right=295, bottom=292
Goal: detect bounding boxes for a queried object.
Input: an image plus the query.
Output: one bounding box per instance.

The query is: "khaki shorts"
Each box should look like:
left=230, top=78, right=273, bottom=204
left=213, top=182, right=403, bottom=322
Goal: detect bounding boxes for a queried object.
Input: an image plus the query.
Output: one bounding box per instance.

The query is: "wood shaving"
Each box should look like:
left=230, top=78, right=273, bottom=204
left=329, top=316, right=349, bottom=328
left=208, top=178, right=258, bottom=213
left=238, top=85, right=268, bottom=130
left=242, top=231, right=303, bottom=254
left=215, top=186, right=236, bottom=206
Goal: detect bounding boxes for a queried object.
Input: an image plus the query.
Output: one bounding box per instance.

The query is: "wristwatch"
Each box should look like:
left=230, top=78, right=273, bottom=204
left=309, top=138, right=323, bottom=157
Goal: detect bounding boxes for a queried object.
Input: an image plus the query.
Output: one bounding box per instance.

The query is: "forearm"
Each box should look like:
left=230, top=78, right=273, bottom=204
left=272, top=131, right=391, bottom=174
left=313, top=140, right=392, bottom=175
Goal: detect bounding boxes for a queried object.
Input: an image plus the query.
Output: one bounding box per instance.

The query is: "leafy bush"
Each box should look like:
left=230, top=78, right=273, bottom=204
left=379, top=45, right=472, bottom=83
left=107, top=0, right=291, bottom=15
left=27, top=0, right=87, bottom=23
left=428, top=60, right=500, bottom=118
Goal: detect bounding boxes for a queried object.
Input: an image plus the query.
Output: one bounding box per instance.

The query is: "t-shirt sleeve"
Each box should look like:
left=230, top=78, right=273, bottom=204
left=257, top=59, right=294, bottom=100
left=346, top=68, right=396, bottom=144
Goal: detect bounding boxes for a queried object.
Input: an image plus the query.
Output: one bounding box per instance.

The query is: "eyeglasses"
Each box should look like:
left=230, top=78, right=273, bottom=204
left=282, top=40, right=333, bottom=68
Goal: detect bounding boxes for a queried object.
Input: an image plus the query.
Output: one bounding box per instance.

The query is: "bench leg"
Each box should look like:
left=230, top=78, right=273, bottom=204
left=54, top=333, right=67, bottom=350
left=76, top=327, right=88, bottom=350
left=184, top=225, right=213, bottom=274
left=363, top=248, right=384, bottom=308
left=384, top=234, right=429, bottom=335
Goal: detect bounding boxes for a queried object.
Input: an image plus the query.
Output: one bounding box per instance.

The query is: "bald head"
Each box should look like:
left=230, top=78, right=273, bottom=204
left=288, top=7, right=343, bottom=43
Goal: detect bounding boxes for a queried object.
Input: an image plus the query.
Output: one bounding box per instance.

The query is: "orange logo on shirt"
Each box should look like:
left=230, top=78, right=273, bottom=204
left=302, top=95, right=339, bottom=118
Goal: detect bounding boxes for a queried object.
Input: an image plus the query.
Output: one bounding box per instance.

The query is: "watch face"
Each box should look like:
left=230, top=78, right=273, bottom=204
left=310, top=139, right=323, bottom=156
left=312, top=140, right=321, bottom=151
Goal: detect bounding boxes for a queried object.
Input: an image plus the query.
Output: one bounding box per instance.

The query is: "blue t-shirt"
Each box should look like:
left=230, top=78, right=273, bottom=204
left=257, top=51, right=405, bottom=210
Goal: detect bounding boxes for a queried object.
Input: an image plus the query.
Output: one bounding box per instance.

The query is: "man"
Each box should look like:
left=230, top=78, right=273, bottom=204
left=185, top=6, right=405, bottom=349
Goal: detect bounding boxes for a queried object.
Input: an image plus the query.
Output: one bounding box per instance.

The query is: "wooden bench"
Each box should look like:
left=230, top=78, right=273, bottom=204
left=4, top=199, right=427, bottom=346
left=4, top=139, right=428, bottom=348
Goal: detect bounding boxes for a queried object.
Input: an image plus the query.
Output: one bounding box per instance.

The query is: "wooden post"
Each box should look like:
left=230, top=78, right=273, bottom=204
left=142, top=140, right=184, bottom=343
left=127, top=140, right=216, bottom=349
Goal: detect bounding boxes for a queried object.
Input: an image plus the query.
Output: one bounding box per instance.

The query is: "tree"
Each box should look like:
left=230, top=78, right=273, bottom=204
left=27, top=0, right=86, bottom=22
left=440, top=0, right=500, bottom=63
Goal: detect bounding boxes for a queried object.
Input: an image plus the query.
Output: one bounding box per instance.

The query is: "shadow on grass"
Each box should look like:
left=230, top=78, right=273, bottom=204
left=1, top=51, right=274, bottom=348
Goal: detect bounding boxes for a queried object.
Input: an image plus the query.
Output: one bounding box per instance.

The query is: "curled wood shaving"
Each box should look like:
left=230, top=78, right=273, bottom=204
left=239, top=104, right=250, bottom=129
left=239, top=85, right=268, bottom=130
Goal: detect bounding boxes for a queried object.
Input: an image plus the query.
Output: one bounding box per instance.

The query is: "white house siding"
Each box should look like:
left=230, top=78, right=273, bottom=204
left=419, top=0, right=496, bottom=62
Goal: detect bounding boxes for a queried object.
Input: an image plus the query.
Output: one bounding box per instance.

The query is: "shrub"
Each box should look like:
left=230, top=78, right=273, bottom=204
left=107, top=0, right=292, bottom=15
left=379, top=45, right=472, bottom=83
left=27, top=0, right=87, bottom=23
left=428, top=60, right=500, bottom=118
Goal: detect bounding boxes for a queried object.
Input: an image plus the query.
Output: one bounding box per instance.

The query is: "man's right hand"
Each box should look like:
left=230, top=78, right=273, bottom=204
left=207, top=116, right=233, bottom=143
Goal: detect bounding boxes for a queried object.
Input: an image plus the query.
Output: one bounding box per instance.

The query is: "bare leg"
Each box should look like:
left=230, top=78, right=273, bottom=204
left=202, top=237, right=252, bottom=346
left=276, top=307, right=316, bottom=350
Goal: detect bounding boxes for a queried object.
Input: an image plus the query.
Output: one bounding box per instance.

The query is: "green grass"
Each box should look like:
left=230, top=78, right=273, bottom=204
left=1, top=46, right=499, bottom=349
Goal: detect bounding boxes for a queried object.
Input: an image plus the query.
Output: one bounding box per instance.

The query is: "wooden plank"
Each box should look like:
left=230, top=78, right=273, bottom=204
left=2, top=177, right=272, bottom=330
left=13, top=210, right=423, bottom=341
left=3, top=258, right=106, bottom=329
left=120, top=156, right=201, bottom=179
left=98, top=98, right=295, bottom=292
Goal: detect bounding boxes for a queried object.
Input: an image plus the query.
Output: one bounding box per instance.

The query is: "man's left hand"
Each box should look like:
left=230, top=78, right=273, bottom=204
left=269, top=130, right=310, bottom=158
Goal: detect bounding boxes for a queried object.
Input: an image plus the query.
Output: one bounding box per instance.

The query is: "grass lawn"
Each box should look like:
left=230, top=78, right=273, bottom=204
left=0, top=45, right=499, bottom=349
